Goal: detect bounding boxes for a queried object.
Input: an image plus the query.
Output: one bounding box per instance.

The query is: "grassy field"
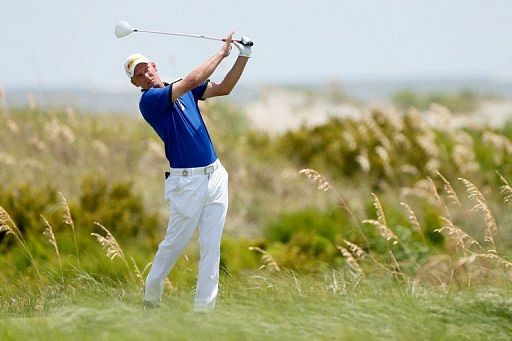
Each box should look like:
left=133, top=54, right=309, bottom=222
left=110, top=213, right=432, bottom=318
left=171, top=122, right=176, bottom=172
left=2, top=98, right=512, bottom=339
left=1, top=273, right=511, bottom=340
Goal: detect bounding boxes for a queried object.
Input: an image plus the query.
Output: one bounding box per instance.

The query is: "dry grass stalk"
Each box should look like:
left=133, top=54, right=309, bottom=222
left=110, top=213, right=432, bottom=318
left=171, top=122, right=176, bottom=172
left=372, top=193, right=387, bottom=227
left=436, top=172, right=461, bottom=207
left=6, top=119, right=19, bottom=134
left=435, top=217, right=481, bottom=251
left=400, top=202, right=426, bottom=242
left=355, top=153, right=371, bottom=173
left=458, top=178, right=498, bottom=252
left=59, top=192, right=80, bottom=267
left=399, top=179, right=439, bottom=207
left=248, top=246, right=280, bottom=272
left=299, top=168, right=332, bottom=192
left=92, top=222, right=128, bottom=264
left=364, top=116, right=392, bottom=151
left=476, top=253, right=512, bottom=269
left=0, top=206, right=22, bottom=240
left=362, top=219, right=398, bottom=243
left=41, top=215, right=60, bottom=259
left=363, top=194, right=398, bottom=242
left=388, top=250, right=405, bottom=280
left=415, top=133, right=439, bottom=159
left=482, top=132, right=512, bottom=164
left=337, top=246, right=364, bottom=276
left=0, top=206, right=41, bottom=280
left=452, top=132, right=479, bottom=173
left=298, top=167, right=369, bottom=257
left=343, top=239, right=366, bottom=259
left=496, top=171, right=512, bottom=207
left=427, top=177, right=451, bottom=217
left=41, top=215, right=63, bottom=280
left=130, top=256, right=146, bottom=287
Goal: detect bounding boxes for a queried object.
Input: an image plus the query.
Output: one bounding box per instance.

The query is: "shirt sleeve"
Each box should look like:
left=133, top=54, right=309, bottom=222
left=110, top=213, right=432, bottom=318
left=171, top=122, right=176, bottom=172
left=191, top=80, right=210, bottom=101
left=139, top=86, right=171, bottom=121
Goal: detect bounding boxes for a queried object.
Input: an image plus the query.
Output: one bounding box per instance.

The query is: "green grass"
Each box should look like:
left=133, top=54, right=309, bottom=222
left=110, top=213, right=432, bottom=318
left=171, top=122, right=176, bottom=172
left=1, top=273, right=511, bottom=340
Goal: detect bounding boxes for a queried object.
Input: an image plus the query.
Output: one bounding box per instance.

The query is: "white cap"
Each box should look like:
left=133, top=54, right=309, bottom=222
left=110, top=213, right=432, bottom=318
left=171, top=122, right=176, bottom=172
left=124, top=53, right=149, bottom=78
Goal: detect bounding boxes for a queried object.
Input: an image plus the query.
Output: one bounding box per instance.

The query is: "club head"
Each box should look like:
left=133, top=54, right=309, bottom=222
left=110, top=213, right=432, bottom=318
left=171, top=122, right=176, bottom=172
left=115, top=21, right=135, bottom=38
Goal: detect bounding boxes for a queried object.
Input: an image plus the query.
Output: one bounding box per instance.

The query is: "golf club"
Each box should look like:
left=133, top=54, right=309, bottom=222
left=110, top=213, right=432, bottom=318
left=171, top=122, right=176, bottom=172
left=115, top=21, right=253, bottom=46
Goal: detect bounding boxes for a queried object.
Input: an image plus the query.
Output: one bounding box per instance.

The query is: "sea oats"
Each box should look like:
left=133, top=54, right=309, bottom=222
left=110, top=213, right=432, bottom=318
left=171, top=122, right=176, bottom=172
left=400, top=202, right=425, bottom=242
left=496, top=171, right=512, bottom=207
left=364, top=116, right=392, bottom=150
left=130, top=257, right=145, bottom=287
left=482, top=131, right=512, bottom=164
left=435, top=217, right=481, bottom=251
left=0, top=152, right=16, bottom=166
left=299, top=168, right=332, bottom=192
left=0, top=206, right=16, bottom=237
left=6, top=119, right=19, bottom=134
left=0, top=206, right=41, bottom=280
left=343, top=239, right=366, bottom=259
left=452, top=132, right=479, bottom=173
left=399, top=164, right=418, bottom=176
left=388, top=250, right=404, bottom=279
left=399, top=179, right=439, bottom=207
left=427, top=176, right=450, bottom=217
left=341, top=130, right=357, bottom=151
left=363, top=194, right=398, bottom=242
left=41, top=215, right=60, bottom=259
left=59, top=192, right=80, bottom=267
left=428, top=103, right=454, bottom=132
left=476, top=253, right=512, bottom=269
left=249, top=246, right=280, bottom=272
left=91, top=222, right=127, bottom=263
left=337, top=246, right=363, bottom=276
left=458, top=178, right=498, bottom=252
left=437, top=172, right=461, bottom=207
left=45, top=118, right=76, bottom=144
left=415, top=133, right=439, bottom=159
left=41, top=215, right=63, bottom=277
left=355, top=153, right=371, bottom=173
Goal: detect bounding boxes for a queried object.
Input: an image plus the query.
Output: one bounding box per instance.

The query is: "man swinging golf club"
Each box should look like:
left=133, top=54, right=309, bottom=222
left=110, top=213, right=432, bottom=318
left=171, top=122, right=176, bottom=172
left=124, top=31, right=252, bottom=311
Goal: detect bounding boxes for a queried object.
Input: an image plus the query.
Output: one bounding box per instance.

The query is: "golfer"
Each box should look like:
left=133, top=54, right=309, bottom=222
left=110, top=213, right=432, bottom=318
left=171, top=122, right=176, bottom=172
left=124, top=32, right=251, bottom=311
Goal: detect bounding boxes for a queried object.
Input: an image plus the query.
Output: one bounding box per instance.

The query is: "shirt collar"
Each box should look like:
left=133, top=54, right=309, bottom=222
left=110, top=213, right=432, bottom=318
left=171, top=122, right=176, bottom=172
left=141, top=82, right=169, bottom=93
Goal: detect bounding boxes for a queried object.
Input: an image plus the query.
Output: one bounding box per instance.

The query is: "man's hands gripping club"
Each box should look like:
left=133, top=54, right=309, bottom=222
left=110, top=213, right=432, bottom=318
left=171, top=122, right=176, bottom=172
left=234, top=36, right=253, bottom=58
left=219, top=32, right=253, bottom=58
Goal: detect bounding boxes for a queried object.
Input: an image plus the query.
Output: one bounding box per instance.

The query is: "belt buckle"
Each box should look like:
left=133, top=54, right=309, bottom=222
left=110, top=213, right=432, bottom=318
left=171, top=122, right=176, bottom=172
left=182, top=169, right=189, bottom=176
left=204, top=165, right=214, bottom=174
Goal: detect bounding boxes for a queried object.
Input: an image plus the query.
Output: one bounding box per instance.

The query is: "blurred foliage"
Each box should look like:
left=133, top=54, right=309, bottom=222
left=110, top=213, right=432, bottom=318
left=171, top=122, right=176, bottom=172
left=391, top=89, right=480, bottom=112
left=1, top=101, right=512, bottom=280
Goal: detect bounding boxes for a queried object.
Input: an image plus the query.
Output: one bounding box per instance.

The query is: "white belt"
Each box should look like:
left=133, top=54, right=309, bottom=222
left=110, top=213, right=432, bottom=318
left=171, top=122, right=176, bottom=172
left=168, top=160, right=220, bottom=177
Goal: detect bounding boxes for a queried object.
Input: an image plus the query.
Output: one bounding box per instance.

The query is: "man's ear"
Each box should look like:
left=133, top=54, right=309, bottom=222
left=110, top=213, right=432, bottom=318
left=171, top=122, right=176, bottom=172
left=131, top=79, right=139, bottom=87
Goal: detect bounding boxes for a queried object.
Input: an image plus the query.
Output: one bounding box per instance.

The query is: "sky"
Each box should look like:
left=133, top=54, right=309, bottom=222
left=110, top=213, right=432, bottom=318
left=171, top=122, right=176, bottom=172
left=1, top=0, right=512, bottom=90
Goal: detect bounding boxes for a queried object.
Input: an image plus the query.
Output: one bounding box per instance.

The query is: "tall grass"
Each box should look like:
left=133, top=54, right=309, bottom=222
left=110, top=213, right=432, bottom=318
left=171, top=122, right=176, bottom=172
left=2, top=101, right=512, bottom=338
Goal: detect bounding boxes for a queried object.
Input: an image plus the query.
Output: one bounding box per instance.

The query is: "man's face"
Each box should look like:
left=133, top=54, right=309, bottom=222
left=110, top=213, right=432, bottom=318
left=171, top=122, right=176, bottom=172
left=131, top=62, right=162, bottom=90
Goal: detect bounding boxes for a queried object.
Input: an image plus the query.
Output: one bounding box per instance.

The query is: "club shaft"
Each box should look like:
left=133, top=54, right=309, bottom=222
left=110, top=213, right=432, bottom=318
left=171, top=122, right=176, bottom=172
left=135, top=29, right=243, bottom=44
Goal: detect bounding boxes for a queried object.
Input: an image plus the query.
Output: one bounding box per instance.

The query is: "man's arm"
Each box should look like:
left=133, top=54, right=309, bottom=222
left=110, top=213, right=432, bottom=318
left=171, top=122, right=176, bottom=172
left=202, top=37, right=252, bottom=99
left=171, top=32, right=234, bottom=102
left=202, top=56, right=249, bottom=98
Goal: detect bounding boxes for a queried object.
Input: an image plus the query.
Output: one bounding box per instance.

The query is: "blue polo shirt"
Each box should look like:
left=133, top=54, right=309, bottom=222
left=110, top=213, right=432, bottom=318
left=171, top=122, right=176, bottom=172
left=139, top=81, right=217, bottom=168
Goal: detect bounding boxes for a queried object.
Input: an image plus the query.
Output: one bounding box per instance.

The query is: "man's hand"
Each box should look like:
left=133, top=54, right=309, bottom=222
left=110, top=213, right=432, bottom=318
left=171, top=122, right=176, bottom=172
left=220, top=32, right=234, bottom=58
left=234, top=36, right=253, bottom=58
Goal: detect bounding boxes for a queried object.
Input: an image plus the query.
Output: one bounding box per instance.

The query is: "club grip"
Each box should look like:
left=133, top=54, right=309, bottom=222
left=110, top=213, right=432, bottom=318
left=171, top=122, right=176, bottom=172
left=222, top=39, right=254, bottom=46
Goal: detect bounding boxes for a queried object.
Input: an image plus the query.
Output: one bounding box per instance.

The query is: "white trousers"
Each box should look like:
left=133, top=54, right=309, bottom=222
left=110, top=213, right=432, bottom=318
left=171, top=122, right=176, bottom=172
left=144, top=159, right=229, bottom=311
